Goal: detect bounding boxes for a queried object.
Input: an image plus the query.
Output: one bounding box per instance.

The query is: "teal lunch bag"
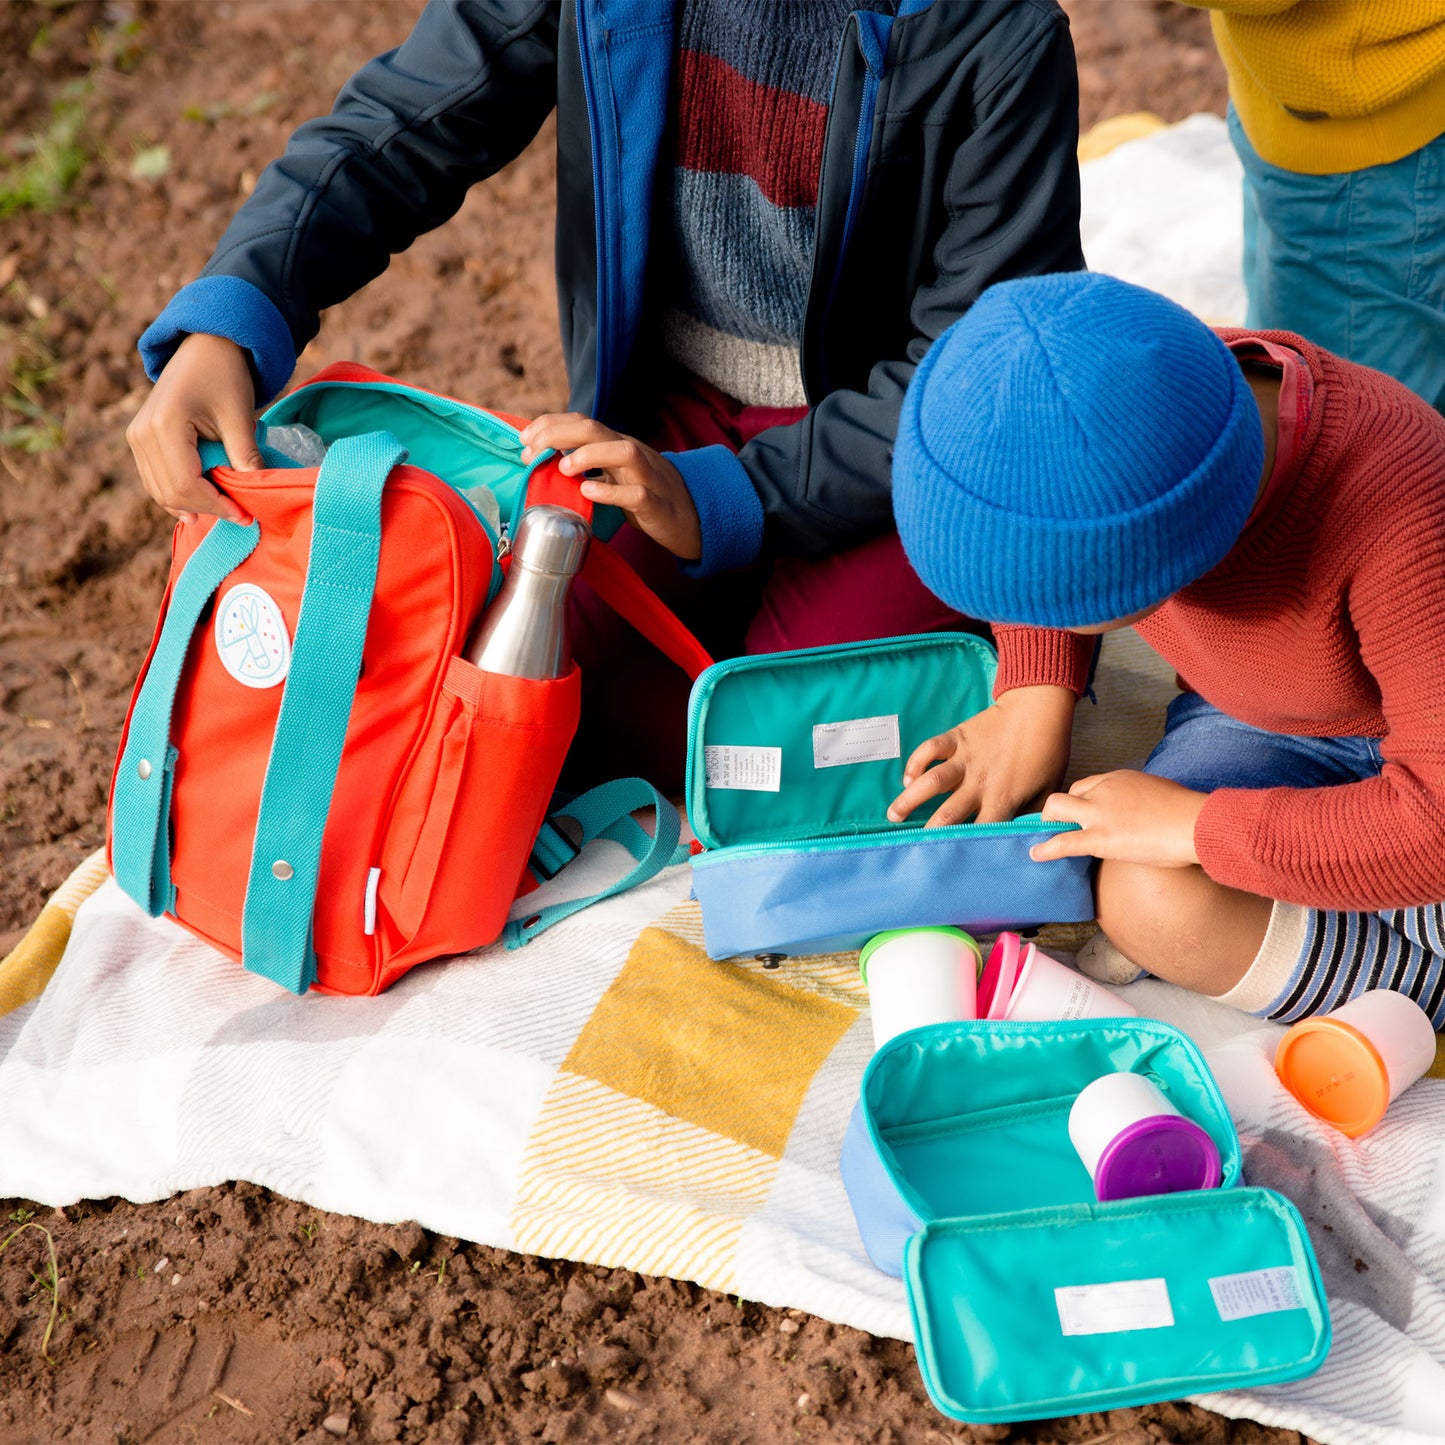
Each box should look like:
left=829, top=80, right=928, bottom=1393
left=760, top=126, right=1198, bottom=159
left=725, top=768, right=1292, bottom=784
left=684, top=633, right=1096, bottom=960
left=840, top=1017, right=1331, bottom=1422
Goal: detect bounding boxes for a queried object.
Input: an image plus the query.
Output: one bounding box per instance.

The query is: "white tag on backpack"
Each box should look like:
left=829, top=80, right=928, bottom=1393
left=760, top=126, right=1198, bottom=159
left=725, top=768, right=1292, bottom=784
left=1209, top=1266, right=1307, bottom=1321
left=704, top=745, right=782, bottom=792
left=812, top=714, right=900, bottom=769
left=1055, top=1277, right=1174, bottom=1335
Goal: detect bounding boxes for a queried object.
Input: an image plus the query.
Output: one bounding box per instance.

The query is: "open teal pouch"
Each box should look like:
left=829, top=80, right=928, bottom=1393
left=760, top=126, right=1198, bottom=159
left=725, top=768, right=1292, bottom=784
left=841, top=1019, right=1330, bottom=1421
left=684, top=633, right=1095, bottom=959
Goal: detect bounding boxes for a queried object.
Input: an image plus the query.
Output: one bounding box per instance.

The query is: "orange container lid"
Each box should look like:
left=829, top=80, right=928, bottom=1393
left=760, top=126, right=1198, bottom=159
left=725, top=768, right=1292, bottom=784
left=1274, top=1017, right=1391, bottom=1138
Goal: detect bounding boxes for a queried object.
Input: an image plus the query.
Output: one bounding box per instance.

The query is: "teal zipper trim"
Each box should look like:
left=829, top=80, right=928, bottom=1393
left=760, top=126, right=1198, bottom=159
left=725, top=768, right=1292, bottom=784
left=685, top=631, right=998, bottom=848
left=690, top=813, right=1080, bottom=866
left=261, top=377, right=557, bottom=530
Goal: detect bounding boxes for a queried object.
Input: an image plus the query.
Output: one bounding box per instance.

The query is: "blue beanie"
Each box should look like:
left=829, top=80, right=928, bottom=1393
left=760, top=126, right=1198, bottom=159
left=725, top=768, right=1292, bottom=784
left=893, top=272, right=1265, bottom=628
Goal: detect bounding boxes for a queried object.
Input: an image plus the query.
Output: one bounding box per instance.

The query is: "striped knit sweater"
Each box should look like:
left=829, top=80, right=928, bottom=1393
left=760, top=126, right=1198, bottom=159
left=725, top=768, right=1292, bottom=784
left=658, top=0, right=894, bottom=409
left=1007, top=334, right=1445, bottom=913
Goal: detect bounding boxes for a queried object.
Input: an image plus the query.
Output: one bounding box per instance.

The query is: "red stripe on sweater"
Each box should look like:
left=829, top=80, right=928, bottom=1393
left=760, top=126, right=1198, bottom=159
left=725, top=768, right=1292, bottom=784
left=675, top=49, right=828, bottom=210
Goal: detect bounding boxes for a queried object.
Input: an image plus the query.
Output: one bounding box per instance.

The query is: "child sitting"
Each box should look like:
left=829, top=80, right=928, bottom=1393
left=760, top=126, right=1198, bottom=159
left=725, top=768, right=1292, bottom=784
left=888, top=271, right=1445, bottom=1029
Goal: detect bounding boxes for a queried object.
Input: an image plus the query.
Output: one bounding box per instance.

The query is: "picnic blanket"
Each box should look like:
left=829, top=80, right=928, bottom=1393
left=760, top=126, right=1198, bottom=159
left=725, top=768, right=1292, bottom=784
left=2, top=114, right=1444, bottom=1444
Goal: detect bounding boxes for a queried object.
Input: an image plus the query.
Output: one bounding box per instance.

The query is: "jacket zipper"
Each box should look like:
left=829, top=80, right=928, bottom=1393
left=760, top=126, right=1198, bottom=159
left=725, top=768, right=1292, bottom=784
left=574, top=0, right=612, bottom=415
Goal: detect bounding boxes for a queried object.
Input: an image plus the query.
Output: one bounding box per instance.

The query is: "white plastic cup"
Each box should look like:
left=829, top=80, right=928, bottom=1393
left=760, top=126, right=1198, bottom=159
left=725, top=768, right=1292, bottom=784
left=1068, top=1072, right=1221, bottom=1200
left=1003, top=942, right=1136, bottom=1022
left=859, top=926, right=982, bottom=1051
left=1274, top=988, right=1438, bottom=1137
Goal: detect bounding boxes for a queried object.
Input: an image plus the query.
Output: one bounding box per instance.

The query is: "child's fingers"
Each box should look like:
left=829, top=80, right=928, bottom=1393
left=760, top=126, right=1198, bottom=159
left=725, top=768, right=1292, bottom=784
left=1029, top=829, right=1097, bottom=863
left=924, top=780, right=985, bottom=829
left=519, top=413, right=609, bottom=461
left=1039, top=790, right=1089, bottom=825
left=1068, top=773, right=1106, bottom=796
left=578, top=475, right=649, bottom=514
left=902, top=731, right=955, bottom=785
left=886, top=759, right=959, bottom=822
left=556, top=438, right=643, bottom=478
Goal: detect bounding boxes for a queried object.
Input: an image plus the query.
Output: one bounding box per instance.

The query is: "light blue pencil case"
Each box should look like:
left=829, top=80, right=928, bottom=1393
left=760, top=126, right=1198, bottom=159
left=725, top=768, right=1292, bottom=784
left=840, top=1018, right=1331, bottom=1422
left=684, top=633, right=1095, bottom=960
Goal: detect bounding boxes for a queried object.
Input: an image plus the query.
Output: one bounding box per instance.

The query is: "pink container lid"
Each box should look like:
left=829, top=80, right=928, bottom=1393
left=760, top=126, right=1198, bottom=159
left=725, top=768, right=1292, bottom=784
left=978, top=933, right=1025, bottom=1021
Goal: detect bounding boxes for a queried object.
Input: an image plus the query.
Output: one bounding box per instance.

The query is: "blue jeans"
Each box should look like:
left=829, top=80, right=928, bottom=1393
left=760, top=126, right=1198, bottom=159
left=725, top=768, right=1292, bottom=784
left=1230, top=105, right=1445, bottom=413
left=1143, top=692, right=1445, bottom=1027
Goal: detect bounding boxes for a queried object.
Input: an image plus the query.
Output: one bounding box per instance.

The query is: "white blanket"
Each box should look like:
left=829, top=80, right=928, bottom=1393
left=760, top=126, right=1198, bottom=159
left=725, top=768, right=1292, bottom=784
left=2, top=115, right=1442, bottom=1443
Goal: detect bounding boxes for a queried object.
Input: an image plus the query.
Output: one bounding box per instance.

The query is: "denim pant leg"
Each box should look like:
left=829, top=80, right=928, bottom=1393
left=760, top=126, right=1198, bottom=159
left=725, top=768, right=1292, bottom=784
left=1145, top=693, right=1445, bottom=1025
left=1230, top=106, right=1445, bottom=413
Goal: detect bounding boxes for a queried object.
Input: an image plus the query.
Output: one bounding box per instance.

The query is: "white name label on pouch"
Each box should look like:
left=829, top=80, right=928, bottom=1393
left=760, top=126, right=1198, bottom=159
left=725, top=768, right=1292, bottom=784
left=812, top=714, right=900, bottom=769
left=1209, top=1266, right=1307, bottom=1321
left=1055, top=1277, right=1175, bottom=1336
left=215, top=583, right=292, bottom=689
left=704, top=745, right=782, bottom=792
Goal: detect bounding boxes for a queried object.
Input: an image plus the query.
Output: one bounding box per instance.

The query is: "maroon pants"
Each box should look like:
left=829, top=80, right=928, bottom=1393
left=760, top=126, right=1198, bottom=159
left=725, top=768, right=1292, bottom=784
left=566, top=376, right=971, bottom=793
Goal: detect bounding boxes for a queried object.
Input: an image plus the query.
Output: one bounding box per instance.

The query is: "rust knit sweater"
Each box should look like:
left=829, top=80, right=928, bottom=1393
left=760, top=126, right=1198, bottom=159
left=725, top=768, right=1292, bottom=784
left=999, top=331, right=1445, bottom=912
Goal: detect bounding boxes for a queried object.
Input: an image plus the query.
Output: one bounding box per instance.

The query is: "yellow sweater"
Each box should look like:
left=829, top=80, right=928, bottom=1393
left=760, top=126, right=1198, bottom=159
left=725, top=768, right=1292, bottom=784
left=1183, top=0, right=1445, bottom=172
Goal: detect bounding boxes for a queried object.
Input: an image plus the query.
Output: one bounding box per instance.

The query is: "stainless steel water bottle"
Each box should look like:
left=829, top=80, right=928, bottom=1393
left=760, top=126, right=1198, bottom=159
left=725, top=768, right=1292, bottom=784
left=463, top=505, right=591, bottom=679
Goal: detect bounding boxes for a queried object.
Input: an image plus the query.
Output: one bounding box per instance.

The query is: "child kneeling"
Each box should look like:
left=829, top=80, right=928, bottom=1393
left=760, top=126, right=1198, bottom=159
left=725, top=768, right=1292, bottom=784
left=889, top=271, right=1445, bottom=1029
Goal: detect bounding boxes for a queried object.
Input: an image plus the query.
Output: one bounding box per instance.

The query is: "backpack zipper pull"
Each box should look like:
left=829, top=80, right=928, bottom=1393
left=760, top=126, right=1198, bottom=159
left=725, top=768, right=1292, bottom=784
left=497, top=522, right=511, bottom=559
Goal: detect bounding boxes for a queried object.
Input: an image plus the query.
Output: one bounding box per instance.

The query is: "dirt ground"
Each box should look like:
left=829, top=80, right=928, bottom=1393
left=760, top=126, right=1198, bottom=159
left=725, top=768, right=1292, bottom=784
left=0, top=4, right=1315, bottom=1442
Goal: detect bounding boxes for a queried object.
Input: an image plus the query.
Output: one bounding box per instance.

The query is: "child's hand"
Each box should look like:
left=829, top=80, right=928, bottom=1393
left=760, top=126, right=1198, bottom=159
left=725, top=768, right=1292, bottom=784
left=887, top=685, right=1076, bottom=827
left=126, top=333, right=259, bottom=526
left=520, top=415, right=702, bottom=561
left=1030, top=770, right=1206, bottom=866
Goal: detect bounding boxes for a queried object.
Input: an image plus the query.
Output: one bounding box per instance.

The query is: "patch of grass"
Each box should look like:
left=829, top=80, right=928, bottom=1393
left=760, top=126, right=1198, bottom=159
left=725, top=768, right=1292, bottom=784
left=0, top=81, right=90, bottom=219
left=0, top=1220, right=62, bottom=1364
left=0, top=326, right=63, bottom=454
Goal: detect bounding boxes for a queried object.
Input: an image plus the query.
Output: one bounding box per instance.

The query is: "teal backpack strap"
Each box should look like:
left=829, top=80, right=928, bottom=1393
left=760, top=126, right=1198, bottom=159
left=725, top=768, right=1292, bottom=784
left=112, top=519, right=262, bottom=915
left=239, top=431, right=407, bottom=994
left=503, top=777, right=691, bottom=949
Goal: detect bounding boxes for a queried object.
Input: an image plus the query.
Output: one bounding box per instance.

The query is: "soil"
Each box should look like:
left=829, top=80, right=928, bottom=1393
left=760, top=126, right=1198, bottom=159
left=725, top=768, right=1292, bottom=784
left=0, top=4, right=1309, bottom=1443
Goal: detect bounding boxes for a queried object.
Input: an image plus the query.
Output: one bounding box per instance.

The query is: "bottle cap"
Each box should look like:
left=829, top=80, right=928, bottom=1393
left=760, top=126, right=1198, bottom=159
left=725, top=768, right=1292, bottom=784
left=512, top=505, right=591, bottom=576
left=1274, top=1018, right=1391, bottom=1138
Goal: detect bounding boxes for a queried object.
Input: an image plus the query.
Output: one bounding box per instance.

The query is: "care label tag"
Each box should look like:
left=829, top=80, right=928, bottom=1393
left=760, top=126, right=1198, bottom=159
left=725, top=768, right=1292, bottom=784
left=1055, top=1278, right=1174, bottom=1336
left=704, top=745, right=782, bottom=792
left=1209, top=1266, right=1307, bottom=1321
left=812, top=714, right=900, bottom=770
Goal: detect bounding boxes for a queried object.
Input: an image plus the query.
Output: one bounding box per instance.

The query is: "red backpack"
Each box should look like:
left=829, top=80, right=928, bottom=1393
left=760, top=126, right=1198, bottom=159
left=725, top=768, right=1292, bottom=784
left=109, top=364, right=710, bottom=995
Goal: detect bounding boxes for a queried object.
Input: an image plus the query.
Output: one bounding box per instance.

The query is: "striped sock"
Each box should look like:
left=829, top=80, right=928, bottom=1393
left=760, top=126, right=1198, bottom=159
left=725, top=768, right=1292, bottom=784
left=1223, top=900, right=1445, bottom=1029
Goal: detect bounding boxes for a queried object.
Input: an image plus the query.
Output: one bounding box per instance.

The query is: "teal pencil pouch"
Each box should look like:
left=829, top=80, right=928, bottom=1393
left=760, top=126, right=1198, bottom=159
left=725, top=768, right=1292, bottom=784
left=840, top=1018, right=1331, bottom=1422
left=684, top=633, right=1096, bottom=960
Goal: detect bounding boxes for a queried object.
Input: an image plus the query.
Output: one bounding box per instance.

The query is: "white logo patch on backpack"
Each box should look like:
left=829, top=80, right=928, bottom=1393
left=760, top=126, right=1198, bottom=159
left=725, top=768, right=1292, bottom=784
left=215, top=583, right=291, bottom=688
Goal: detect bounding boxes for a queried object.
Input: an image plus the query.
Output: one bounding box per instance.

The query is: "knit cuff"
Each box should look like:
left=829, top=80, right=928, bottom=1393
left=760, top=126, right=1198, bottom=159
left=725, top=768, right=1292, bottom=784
left=1209, top=899, right=1310, bottom=1017
left=138, top=276, right=296, bottom=406
left=991, top=626, right=1095, bottom=697
left=667, top=445, right=765, bottom=578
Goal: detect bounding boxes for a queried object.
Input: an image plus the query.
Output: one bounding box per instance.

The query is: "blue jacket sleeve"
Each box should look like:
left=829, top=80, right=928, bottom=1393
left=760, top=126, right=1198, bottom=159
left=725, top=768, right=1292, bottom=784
left=139, top=0, right=561, bottom=402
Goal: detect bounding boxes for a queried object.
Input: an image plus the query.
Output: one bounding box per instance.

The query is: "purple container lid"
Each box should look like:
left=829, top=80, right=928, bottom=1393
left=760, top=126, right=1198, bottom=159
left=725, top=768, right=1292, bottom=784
left=1093, top=1115, right=1222, bottom=1201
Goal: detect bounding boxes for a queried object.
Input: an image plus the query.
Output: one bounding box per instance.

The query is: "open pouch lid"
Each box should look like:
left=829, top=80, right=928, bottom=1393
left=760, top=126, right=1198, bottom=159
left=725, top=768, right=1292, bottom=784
left=905, top=1188, right=1331, bottom=1421
left=684, top=632, right=997, bottom=850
